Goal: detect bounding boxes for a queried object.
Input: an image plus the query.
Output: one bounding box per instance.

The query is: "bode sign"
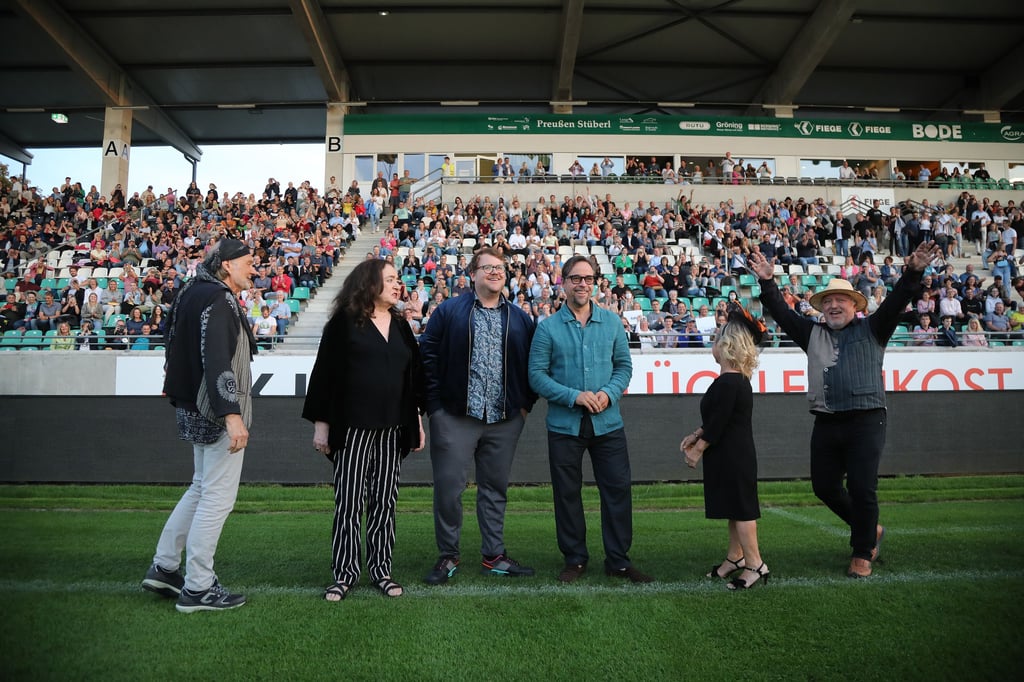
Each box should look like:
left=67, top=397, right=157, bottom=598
left=344, top=114, right=1024, bottom=144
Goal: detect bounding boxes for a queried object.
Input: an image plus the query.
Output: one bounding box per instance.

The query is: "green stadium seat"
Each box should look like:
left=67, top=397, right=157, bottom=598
left=21, top=329, right=44, bottom=347
left=738, top=274, right=756, bottom=287
left=1, top=329, right=23, bottom=349
left=56, top=278, right=70, bottom=290
left=292, top=286, right=310, bottom=300
left=40, top=278, right=57, bottom=292
left=690, top=296, right=710, bottom=311
left=621, top=274, right=639, bottom=287
left=637, top=297, right=652, bottom=312
left=287, top=299, right=301, bottom=314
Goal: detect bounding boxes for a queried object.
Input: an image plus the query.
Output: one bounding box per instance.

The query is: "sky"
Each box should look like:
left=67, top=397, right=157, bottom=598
left=2, top=143, right=325, bottom=197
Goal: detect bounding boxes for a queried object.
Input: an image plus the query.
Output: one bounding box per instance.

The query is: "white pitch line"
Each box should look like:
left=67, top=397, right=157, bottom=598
left=764, top=507, right=847, bottom=536
left=764, top=507, right=1022, bottom=537
left=2, top=568, right=1022, bottom=600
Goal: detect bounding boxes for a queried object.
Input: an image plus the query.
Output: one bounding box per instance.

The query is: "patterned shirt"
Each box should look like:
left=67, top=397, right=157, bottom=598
left=467, top=302, right=505, bottom=423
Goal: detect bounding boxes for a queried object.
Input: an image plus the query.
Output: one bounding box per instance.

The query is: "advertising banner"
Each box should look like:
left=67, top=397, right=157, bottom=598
left=344, top=114, right=1024, bottom=144
left=115, top=350, right=1023, bottom=397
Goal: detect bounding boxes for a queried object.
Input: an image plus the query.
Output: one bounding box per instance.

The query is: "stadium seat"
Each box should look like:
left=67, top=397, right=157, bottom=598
left=287, top=299, right=301, bottom=314
left=637, top=297, right=652, bottom=312
left=40, top=278, right=57, bottom=293
left=291, top=287, right=310, bottom=301
left=21, top=330, right=44, bottom=348
left=690, top=296, right=710, bottom=311
left=1, top=330, right=22, bottom=349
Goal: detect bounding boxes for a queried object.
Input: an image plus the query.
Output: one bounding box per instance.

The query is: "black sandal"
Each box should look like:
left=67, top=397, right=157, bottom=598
left=727, top=562, right=770, bottom=590
left=372, top=577, right=403, bottom=598
left=324, top=582, right=350, bottom=602
left=707, top=556, right=745, bottom=579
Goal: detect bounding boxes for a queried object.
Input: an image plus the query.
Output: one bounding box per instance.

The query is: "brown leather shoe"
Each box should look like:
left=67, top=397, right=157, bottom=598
left=869, top=525, right=886, bottom=562
left=848, top=557, right=872, bottom=578
left=605, top=565, right=655, bottom=583
left=557, top=563, right=587, bottom=583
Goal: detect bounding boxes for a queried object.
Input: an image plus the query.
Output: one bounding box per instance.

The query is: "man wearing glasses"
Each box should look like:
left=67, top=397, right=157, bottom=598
left=419, top=247, right=538, bottom=585
left=529, top=256, right=653, bottom=584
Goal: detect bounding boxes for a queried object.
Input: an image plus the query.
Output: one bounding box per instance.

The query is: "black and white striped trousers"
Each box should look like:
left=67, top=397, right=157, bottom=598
left=331, top=426, right=403, bottom=585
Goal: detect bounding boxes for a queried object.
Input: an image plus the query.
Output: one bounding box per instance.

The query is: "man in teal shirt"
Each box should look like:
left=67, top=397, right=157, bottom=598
left=529, top=256, right=653, bottom=584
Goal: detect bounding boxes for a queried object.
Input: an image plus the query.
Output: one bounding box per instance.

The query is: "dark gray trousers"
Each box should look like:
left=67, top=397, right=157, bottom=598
left=429, top=408, right=525, bottom=558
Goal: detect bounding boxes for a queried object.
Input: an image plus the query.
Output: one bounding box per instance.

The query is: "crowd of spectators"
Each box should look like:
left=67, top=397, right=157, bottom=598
left=3, top=160, right=1023, bottom=350
left=0, top=172, right=364, bottom=348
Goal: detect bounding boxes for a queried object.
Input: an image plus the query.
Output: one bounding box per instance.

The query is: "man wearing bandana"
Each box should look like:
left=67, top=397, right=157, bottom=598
left=142, top=239, right=259, bottom=612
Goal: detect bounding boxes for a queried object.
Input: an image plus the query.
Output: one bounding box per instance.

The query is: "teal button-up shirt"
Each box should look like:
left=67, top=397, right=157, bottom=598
left=528, top=302, right=632, bottom=437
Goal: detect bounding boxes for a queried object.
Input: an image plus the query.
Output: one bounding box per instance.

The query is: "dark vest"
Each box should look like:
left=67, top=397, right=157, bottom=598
left=806, top=319, right=886, bottom=413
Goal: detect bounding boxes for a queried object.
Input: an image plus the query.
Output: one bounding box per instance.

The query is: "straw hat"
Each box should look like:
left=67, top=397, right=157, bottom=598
left=809, top=278, right=868, bottom=313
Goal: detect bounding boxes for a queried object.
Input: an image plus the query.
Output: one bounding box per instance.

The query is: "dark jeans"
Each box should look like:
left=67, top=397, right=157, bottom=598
left=810, top=408, right=886, bottom=560
left=548, top=425, right=633, bottom=571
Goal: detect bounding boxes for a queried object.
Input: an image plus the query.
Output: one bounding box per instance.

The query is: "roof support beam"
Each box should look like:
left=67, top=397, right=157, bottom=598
left=0, top=131, right=33, bottom=165
left=745, top=0, right=855, bottom=115
left=11, top=0, right=201, bottom=161
left=552, top=0, right=586, bottom=113
left=289, top=0, right=350, bottom=103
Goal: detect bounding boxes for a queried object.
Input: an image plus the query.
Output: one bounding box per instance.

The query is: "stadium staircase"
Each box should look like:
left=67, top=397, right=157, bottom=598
left=286, top=227, right=376, bottom=341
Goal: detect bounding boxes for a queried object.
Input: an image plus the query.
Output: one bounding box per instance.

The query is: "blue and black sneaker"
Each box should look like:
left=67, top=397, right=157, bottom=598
left=141, top=563, right=184, bottom=599
left=481, top=553, right=535, bottom=577
left=175, top=580, right=246, bottom=613
left=424, top=556, right=459, bottom=585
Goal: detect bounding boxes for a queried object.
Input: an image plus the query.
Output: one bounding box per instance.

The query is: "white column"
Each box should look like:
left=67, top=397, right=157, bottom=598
left=101, top=107, right=132, bottom=197
left=325, top=103, right=345, bottom=195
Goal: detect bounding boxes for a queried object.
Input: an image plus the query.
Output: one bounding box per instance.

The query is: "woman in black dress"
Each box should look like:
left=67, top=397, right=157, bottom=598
left=303, top=259, right=426, bottom=601
left=681, top=303, right=769, bottom=590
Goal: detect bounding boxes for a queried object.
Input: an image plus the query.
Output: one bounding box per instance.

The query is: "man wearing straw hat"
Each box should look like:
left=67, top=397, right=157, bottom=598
left=748, top=242, right=940, bottom=579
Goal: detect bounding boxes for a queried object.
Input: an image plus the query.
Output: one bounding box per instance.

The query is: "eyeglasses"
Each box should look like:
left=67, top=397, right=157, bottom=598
left=566, top=275, right=597, bottom=285
left=475, top=264, right=504, bottom=274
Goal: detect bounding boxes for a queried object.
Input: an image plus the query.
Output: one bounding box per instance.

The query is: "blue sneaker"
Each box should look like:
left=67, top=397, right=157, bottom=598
left=481, top=553, right=535, bottom=577
left=141, top=563, right=184, bottom=598
left=175, top=580, right=246, bottom=613
left=424, top=556, right=459, bottom=585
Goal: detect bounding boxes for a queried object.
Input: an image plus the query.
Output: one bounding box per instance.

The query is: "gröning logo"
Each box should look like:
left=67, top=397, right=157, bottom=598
left=795, top=121, right=814, bottom=136
left=1000, top=126, right=1024, bottom=141
left=848, top=122, right=863, bottom=137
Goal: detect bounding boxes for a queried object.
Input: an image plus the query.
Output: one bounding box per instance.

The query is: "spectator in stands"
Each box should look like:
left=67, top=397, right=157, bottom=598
left=269, top=290, right=291, bottom=340
left=937, top=315, right=960, bottom=347
left=983, top=301, right=1011, bottom=341
left=911, top=314, right=937, bottom=346
left=961, top=316, right=988, bottom=347
left=33, top=290, right=61, bottom=331
left=75, top=320, right=100, bottom=351
left=252, top=306, right=276, bottom=349
left=749, top=242, right=941, bottom=579
left=125, top=306, right=147, bottom=335
left=49, top=320, right=74, bottom=350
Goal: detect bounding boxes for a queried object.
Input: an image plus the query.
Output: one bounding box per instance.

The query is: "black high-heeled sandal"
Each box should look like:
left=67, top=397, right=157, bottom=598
left=727, top=562, right=770, bottom=590
left=706, top=556, right=745, bottom=579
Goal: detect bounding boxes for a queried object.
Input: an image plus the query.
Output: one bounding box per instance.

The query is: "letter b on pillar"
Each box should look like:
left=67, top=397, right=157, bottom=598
left=324, top=103, right=345, bottom=191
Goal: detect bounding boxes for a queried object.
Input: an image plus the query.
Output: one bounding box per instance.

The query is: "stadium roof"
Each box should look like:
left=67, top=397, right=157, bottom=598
left=2, top=0, right=1023, bottom=163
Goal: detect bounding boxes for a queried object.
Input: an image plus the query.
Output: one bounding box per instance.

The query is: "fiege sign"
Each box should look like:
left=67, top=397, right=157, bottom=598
left=114, top=351, right=1023, bottom=397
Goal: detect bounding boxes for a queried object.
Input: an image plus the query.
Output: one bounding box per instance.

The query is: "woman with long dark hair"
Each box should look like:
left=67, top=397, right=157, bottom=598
left=302, top=259, right=426, bottom=601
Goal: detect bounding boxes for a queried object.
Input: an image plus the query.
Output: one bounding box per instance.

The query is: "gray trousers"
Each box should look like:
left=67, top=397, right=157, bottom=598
left=429, top=408, right=525, bottom=558
left=153, top=431, right=244, bottom=592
